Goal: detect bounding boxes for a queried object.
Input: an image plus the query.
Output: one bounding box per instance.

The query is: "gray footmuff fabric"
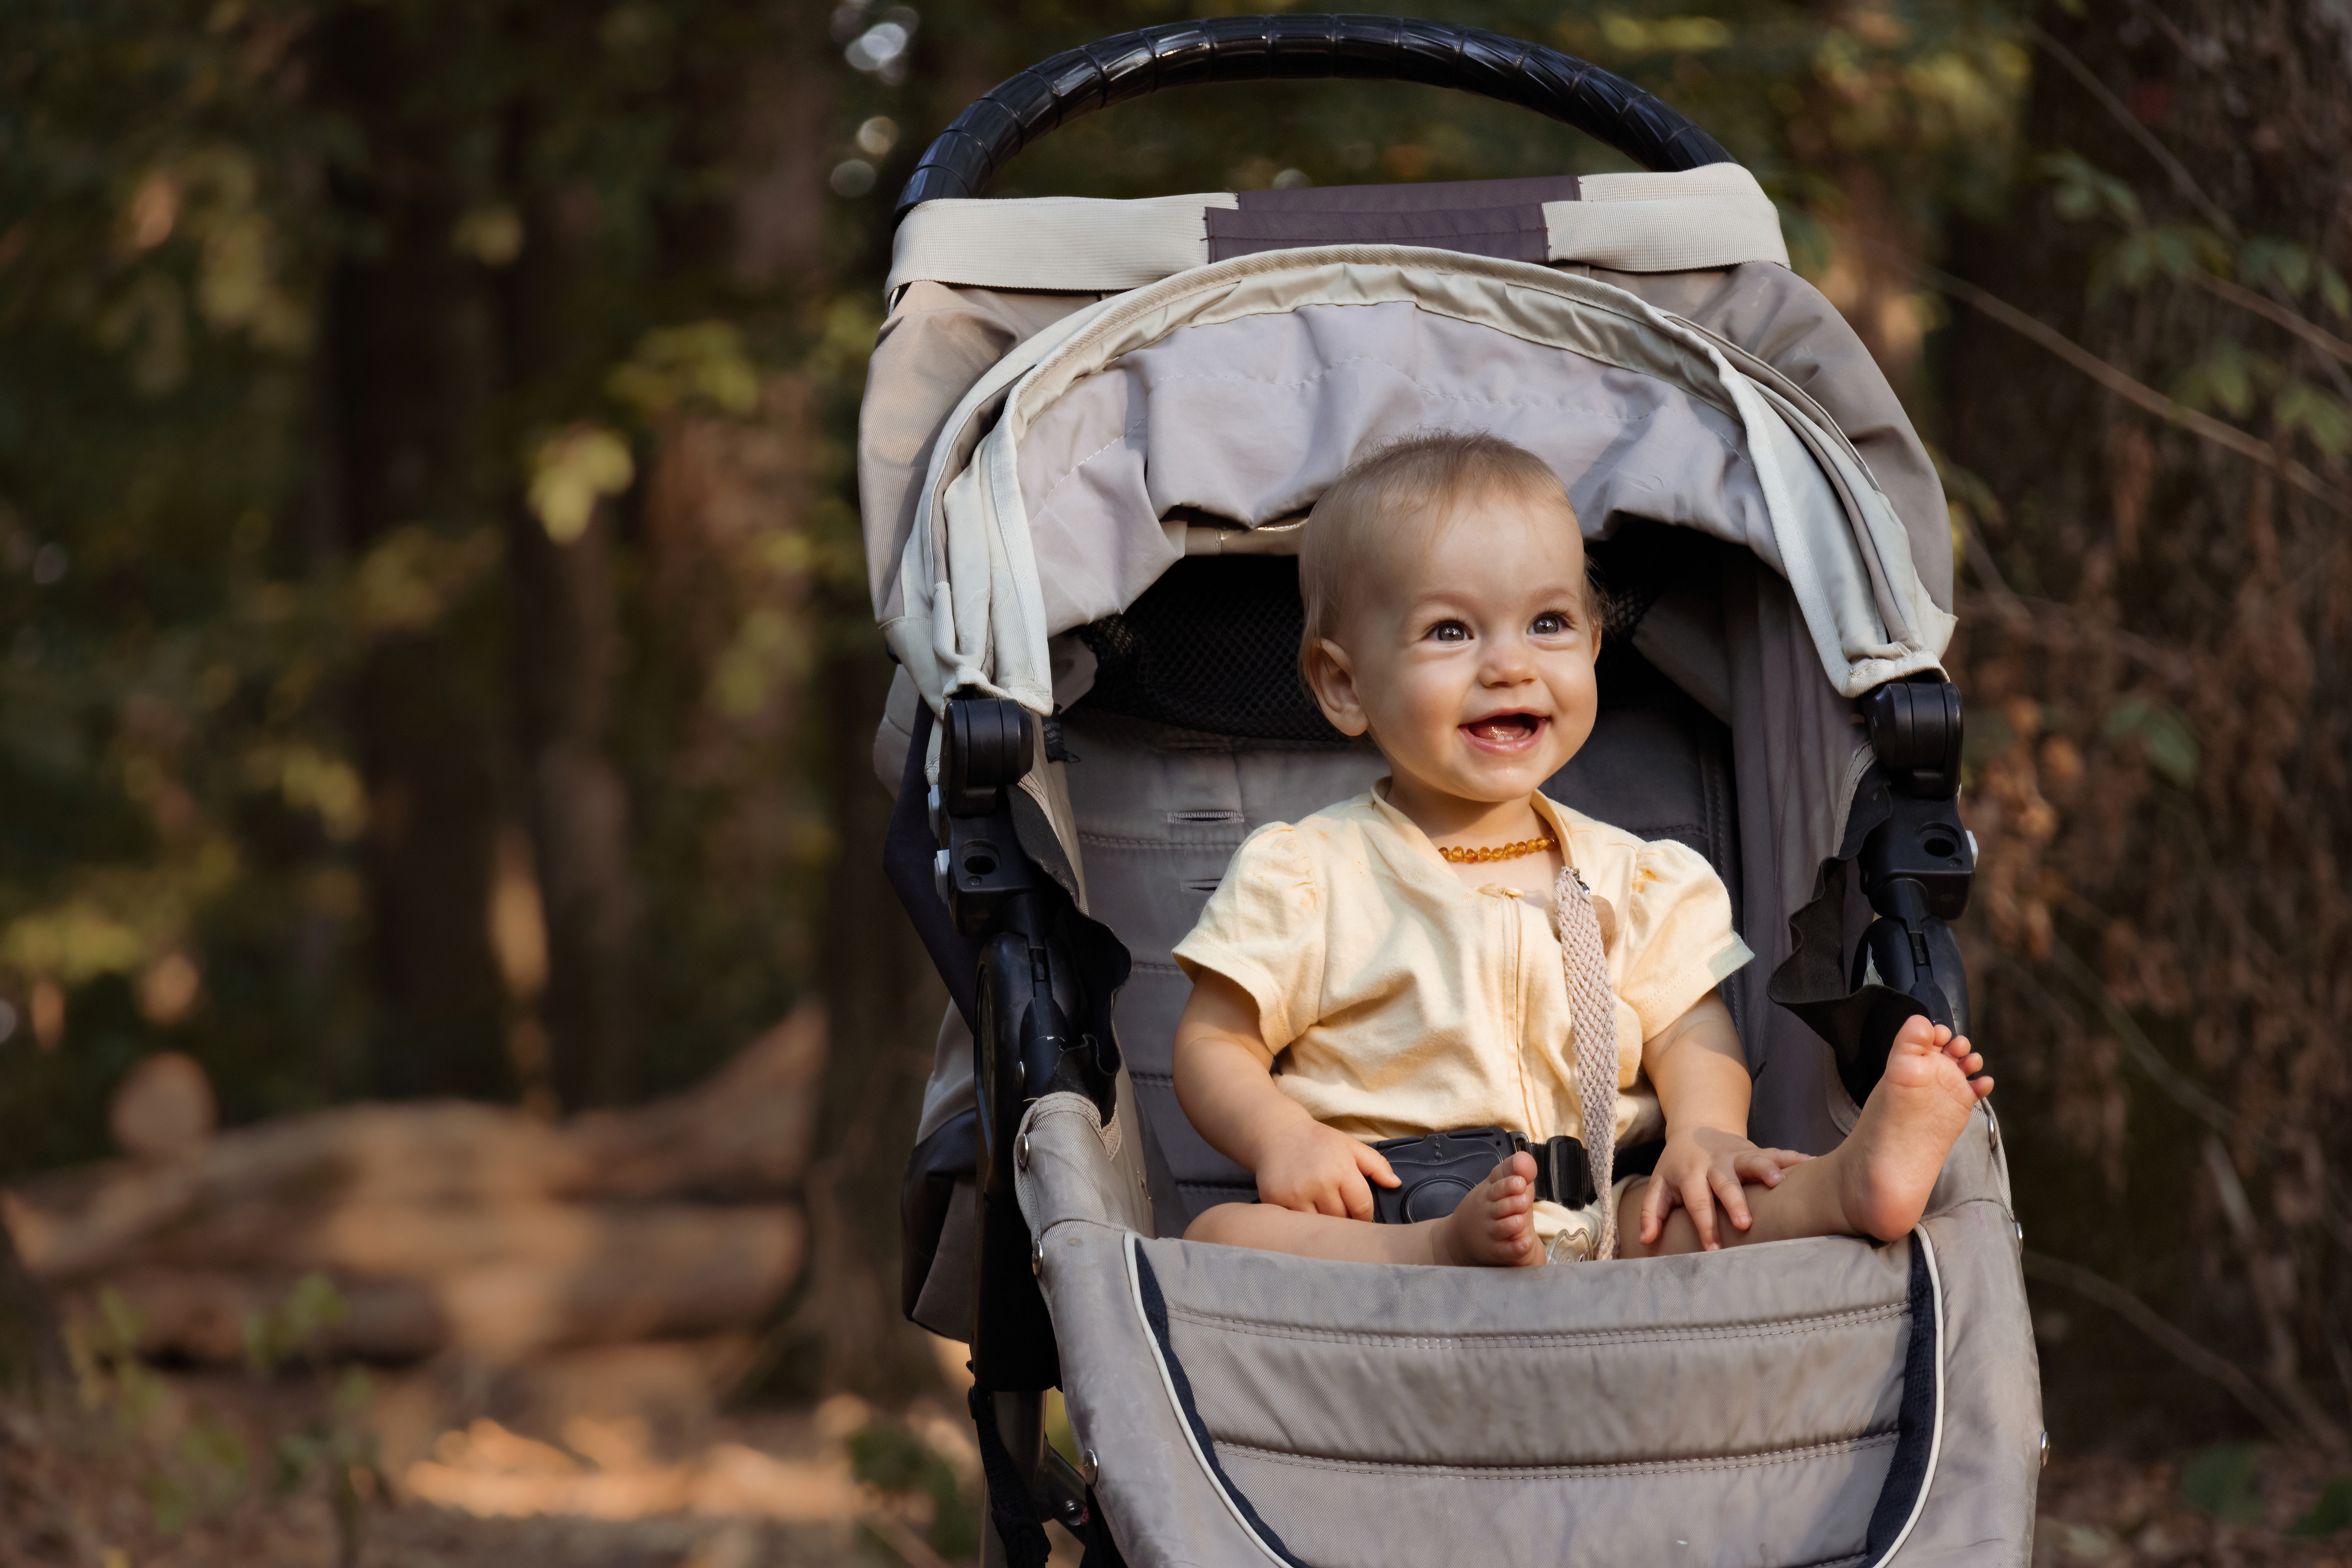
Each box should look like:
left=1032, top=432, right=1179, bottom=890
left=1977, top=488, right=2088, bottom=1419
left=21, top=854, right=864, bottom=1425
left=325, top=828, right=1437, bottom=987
left=1020, top=1090, right=2038, bottom=1567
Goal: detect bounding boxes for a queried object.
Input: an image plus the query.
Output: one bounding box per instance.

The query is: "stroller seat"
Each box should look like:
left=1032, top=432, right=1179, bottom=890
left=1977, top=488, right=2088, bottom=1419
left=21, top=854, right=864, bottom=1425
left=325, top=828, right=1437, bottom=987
left=1018, top=1078, right=2025, bottom=1566
left=862, top=17, right=2041, bottom=1564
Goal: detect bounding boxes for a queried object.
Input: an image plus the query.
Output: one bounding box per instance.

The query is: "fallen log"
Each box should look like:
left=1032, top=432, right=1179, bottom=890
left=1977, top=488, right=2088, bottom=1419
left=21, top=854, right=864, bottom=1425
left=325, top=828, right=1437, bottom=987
left=0, top=1002, right=826, bottom=1363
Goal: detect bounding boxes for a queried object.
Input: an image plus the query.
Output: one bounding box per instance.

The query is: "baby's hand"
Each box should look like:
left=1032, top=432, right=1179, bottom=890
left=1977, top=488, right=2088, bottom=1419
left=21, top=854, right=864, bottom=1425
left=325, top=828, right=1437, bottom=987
left=1641, top=1126, right=1812, bottom=1250
left=1253, top=1122, right=1400, bottom=1220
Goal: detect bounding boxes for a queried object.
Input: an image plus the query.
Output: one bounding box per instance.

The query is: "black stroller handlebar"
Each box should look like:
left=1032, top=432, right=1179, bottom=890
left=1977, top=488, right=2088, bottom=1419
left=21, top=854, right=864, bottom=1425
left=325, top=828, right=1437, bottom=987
left=892, top=13, right=1734, bottom=226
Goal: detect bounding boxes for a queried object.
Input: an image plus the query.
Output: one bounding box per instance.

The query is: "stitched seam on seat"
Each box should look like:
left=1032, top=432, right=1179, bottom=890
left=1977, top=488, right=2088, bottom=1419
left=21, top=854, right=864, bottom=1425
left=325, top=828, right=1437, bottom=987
left=1214, top=1429, right=1897, bottom=1480
left=1162, top=1299, right=1907, bottom=1348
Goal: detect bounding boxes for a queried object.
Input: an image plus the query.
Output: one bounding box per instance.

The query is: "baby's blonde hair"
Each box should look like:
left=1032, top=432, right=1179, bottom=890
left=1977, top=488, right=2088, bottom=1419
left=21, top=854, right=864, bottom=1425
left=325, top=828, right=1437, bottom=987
left=1297, top=430, right=1593, bottom=685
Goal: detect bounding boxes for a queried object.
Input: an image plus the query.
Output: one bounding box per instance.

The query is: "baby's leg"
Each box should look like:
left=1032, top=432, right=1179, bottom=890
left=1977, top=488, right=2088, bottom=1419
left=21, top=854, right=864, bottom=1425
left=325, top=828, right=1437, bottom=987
left=1621, top=1016, right=1991, bottom=1256
left=1185, top=1153, right=1545, bottom=1268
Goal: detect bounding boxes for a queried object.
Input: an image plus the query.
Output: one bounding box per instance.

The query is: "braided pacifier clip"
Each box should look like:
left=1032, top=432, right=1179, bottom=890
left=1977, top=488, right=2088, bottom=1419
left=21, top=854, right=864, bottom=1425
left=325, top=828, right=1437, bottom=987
left=1553, top=865, right=1620, bottom=1260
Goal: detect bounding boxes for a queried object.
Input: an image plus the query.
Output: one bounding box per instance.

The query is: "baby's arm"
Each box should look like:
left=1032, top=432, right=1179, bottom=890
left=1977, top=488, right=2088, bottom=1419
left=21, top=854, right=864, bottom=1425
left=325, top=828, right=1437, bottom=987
left=1637, top=993, right=1811, bottom=1249
left=1173, top=969, right=1399, bottom=1219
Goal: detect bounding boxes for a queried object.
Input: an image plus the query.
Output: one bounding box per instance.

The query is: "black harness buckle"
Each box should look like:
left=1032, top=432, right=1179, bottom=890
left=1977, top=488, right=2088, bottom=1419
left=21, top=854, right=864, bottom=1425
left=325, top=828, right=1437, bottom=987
left=1364, top=1128, right=1666, bottom=1223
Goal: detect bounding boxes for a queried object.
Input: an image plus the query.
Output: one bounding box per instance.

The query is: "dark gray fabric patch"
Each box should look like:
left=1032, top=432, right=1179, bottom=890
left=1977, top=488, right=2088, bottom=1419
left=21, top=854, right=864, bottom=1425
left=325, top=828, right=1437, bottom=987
left=1208, top=175, right=1579, bottom=263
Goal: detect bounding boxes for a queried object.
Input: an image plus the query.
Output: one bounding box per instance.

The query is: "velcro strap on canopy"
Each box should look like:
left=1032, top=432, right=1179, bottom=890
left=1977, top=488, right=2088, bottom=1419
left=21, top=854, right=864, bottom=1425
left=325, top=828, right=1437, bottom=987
left=886, top=166, right=1787, bottom=297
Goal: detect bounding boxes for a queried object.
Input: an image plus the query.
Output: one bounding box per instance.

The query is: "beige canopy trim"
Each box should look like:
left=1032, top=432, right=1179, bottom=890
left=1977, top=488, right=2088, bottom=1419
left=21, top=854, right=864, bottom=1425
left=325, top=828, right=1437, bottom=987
left=885, top=165, right=1788, bottom=297
left=887, top=193, right=1242, bottom=297
left=882, top=246, right=1951, bottom=739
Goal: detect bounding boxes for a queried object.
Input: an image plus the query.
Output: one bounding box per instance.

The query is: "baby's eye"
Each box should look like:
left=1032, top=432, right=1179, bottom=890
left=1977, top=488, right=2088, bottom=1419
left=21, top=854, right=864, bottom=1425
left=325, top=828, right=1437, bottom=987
left=1425, top=620, right=1471, bottom=643
left=1530, top=610, right=1573, bottom=637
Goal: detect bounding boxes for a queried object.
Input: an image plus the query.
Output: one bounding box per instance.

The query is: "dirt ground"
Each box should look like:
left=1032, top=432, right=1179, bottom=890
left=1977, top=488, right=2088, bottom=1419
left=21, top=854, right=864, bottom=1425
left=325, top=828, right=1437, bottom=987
left=9, top=1343, right=2351, bottom=1568
left=0, top=1333, right=1097, bottom=1568
left=2035, top=1450, right=2352, bottom=1567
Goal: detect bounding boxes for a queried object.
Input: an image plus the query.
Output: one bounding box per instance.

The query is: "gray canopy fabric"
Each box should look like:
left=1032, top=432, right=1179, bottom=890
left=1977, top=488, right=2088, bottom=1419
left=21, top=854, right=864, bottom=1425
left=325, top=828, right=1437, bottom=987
left=856, top=261, right=1953, bottom=640
left=880, top=246, right=1952, bottom=720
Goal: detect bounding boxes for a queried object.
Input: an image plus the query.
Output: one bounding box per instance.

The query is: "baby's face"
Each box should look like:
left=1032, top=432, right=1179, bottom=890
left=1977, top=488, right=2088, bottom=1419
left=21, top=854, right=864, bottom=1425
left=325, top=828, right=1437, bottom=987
left=1308, top=485, right=1598, bottom=809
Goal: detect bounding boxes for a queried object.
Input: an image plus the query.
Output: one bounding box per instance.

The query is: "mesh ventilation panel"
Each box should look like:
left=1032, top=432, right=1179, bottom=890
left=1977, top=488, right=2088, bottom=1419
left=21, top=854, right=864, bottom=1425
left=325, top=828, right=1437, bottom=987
left=1069, top=525, right=1691, bottom=742
left=1075, top=557, right=1342, bottom=742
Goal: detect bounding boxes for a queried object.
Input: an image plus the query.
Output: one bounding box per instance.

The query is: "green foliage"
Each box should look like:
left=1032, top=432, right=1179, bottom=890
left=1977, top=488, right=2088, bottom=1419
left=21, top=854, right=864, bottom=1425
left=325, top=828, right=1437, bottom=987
left=2240, top=238, right=2352, bottom=319
left=848, top=1419, right=978, bottom=1560
left=2040, top=148, right=2352, bottom=469
left=2105, top=696, right=2200, bottom=790
left=2170, top=342, right=2267, bottom=421
left=2181, top=1441, right=2267, bottom=1524
left=241, top=1271, right=347, bottom=1376
left=68, top=1286, right=162, bottom=1428
left=56, top=1274, right=377, bottom=1551
left=2293, top=1476, right=2352, bottom=1537
left=2044, top=149, right=2143, bottom=226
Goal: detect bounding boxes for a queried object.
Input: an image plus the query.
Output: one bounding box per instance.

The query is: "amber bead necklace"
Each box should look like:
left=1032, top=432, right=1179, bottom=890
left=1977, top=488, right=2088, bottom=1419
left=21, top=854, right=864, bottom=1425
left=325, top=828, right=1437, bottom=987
left=1435, top=831, right=1558, bottom=865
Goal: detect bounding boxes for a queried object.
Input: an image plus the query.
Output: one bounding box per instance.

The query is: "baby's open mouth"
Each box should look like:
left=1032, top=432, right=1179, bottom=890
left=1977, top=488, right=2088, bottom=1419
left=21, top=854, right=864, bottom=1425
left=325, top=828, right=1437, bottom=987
left=1463, top=712, right=1545, bottom=746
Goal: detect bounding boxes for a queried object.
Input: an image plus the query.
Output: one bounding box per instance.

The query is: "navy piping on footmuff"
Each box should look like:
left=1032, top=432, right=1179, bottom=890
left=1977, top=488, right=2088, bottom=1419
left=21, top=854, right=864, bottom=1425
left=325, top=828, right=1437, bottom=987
left=1132, top=1246, right=1313, bottom=1568
left=1863, top=1236, right=1942, bottom=1560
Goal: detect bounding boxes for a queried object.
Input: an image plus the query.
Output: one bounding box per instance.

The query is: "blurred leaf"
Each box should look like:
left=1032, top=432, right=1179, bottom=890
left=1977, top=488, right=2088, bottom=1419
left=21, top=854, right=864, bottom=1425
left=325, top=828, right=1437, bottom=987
left=2294, top=1477, right=2352, bottom=1536
left=350, top=526, right=499, bottom=636
left=241, top=1271, right=348, bottom=1376
left=2181, top=1441, right=2267, bottom=1524
left=2240, top=237, right=2314, bottom=298
left=849, top=1418, right=977, bottom=1557
left=2322, top=262, right=2351, bottom=321
left=607, top=321, right=763, bottom=420
left=1597, top=13, right=1731, bottom=53
left=2277, top=380, right=2352, bottom=458
left=2042, top=150, right=2143, bottom=228
left=528, top=425, right=635, bottom=544
left=2171, top=342, right=2268, bottom=421
left=2106, top=697, right=2200, bottom=789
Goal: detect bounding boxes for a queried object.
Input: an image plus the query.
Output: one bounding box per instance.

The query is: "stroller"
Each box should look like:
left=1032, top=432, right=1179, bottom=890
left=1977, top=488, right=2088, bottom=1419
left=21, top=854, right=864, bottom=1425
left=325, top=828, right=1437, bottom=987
left=862, top=17, right=2040, bottom=1565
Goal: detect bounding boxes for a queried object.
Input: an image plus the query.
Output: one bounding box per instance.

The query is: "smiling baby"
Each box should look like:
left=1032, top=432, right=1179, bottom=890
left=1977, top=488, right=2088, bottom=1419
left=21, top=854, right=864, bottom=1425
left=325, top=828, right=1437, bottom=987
left=1169, top=431, right=1991, bottom=1267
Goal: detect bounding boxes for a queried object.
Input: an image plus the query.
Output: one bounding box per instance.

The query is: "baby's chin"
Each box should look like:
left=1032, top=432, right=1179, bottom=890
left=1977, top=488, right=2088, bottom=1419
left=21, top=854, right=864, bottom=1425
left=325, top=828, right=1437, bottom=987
left=1393, top=741, right=1577, bottom=802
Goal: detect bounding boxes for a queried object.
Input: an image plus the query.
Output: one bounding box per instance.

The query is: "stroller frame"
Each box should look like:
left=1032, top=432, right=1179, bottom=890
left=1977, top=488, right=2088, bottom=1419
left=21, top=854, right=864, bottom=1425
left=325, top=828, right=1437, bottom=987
left=869, top=18, right=2033, bottom=1565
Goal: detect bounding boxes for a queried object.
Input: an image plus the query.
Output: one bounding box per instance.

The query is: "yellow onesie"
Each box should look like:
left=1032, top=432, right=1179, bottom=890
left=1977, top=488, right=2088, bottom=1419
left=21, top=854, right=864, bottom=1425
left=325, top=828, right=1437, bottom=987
left=1172, top=783, right=1753, bottom=1249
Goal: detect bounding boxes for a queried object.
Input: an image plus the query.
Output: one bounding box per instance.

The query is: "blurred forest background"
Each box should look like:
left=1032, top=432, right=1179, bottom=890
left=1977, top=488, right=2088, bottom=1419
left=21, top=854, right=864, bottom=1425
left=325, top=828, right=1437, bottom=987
left=4, top=0, right=2352, bottom=1561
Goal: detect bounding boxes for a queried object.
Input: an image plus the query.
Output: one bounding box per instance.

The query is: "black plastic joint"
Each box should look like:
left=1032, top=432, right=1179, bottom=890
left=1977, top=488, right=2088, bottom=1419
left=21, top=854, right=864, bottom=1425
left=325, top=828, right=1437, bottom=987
left=1860, top=676, right=1964, bottom=799
left=1858, top=795, right=1975, bottom=924
left=944, top=695, right=1034, bottom=816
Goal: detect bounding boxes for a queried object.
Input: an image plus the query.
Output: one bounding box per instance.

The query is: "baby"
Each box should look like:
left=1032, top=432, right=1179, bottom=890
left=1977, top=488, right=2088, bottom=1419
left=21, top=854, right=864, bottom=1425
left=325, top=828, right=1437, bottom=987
left=1170, top=431, right=1991, bottom=1268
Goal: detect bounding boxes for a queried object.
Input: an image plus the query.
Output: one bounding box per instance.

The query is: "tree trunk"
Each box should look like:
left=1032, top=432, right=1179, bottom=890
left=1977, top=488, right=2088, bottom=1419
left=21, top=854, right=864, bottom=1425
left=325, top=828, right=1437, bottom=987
left=1945, top=0, right=2352, bottom=1445
left=500, top=110, right=645, bottom=1112
left=508, top=489, right=642, bottom=1111
left=317, top=4, right=512, bottom=1103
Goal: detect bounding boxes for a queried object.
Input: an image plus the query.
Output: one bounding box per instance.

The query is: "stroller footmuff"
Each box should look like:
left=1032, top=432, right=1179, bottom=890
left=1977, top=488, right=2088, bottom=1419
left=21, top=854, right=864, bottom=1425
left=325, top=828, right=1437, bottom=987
left=864, top=17, right=2041, bottom=1564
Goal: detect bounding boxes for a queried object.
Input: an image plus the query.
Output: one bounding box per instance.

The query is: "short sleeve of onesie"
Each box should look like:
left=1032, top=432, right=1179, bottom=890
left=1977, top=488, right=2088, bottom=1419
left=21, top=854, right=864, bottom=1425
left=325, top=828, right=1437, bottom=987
left=1171, top=824, right=1325, bottom=1050
left=1611, top=836, right=1754, bottom=1041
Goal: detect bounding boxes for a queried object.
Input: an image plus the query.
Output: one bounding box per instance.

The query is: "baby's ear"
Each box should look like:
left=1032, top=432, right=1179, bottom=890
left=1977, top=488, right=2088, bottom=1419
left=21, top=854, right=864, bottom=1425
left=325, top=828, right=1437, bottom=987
left=1300, top=637, right=1370, bottom=737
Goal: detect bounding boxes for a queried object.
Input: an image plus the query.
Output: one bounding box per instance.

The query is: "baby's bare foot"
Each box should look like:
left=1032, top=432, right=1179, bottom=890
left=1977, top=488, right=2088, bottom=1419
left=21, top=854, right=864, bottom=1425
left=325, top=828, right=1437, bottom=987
left=1838, top=1015, right=1993, bottom=1241
left=1433, top=1152, right=1545, bottom=1267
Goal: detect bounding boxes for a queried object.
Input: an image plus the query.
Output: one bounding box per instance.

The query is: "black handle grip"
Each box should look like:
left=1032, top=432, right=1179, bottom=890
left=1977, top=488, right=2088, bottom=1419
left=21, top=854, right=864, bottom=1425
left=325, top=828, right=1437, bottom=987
left=894, top=14, right=1732, bottom=226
